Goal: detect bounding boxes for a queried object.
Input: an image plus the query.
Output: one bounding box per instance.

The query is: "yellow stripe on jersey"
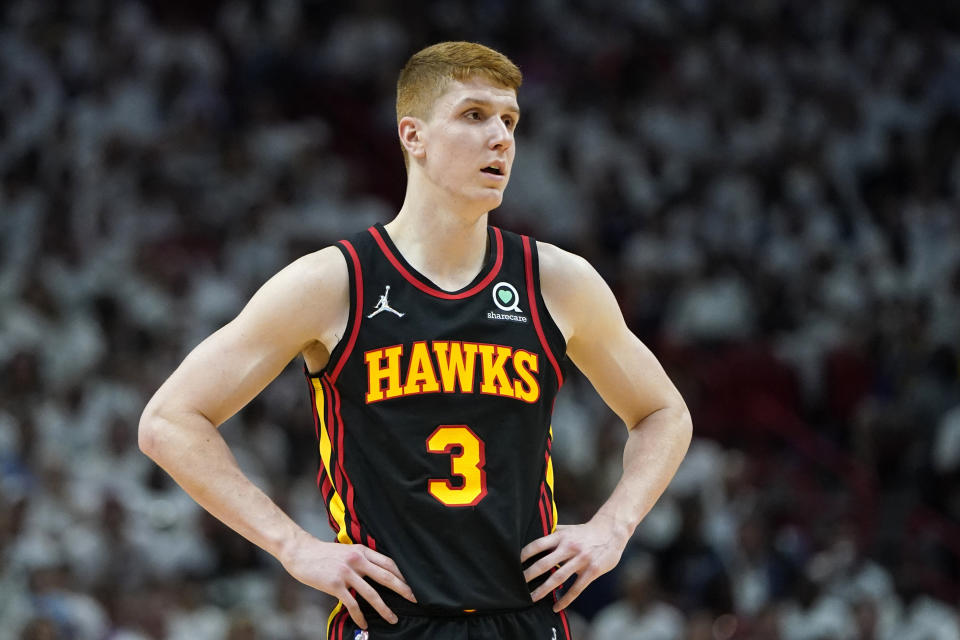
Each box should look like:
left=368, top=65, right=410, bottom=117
left=547, top=426, right=558, bottom=532
left=326, top=601, right=343, bottom=639
left=311, top=377, right=353, bottom=545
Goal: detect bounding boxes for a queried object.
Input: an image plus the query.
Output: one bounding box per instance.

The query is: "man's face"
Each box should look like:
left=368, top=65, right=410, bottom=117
left=414, top=77, right=519, bottom=210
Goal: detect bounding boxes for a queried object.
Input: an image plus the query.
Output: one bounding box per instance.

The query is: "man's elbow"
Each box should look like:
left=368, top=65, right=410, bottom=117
left=138, top=404, right=164, bottom=461
left=139, top=398, right=216, bottom=462
left=630, top=400, right=692, bottom=445
left=648, top=400, right=693, bottom=451
left=675, top=403, right=693, bottom=449
left=138, top=398, right=181, bottom=462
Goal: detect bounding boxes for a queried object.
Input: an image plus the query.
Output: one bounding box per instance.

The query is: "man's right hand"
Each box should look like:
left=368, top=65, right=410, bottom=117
left=280, top=531, right=417, bottom=629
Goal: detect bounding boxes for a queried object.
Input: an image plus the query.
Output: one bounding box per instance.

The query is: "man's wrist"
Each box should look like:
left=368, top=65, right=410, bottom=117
left=591, top=508, right=636, bottom=546
left=276, top=526, right=312, bottom=567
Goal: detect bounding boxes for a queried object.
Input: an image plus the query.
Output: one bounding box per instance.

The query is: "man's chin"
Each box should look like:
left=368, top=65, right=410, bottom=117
left=478, top=187, right=505, bottom=206
left=482, top=197, right=504, bottom=213
left=454, top=186, right=505, bottom=212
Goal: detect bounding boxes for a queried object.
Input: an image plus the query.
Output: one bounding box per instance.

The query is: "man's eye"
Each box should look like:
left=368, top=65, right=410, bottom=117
left=466, top=111, right=481, bottom=120
left=503, top=118, right=514, bottom=129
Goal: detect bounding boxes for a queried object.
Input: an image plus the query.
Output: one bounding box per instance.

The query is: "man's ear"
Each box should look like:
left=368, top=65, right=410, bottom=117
left=398, top=116, right=426, bottom=160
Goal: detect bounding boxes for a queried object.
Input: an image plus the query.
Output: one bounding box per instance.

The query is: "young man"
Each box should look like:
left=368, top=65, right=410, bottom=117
left=139, top=42, right=691, bottom=639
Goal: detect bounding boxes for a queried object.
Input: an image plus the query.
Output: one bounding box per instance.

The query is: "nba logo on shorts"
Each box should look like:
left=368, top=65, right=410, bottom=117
left=353, top=631, right=369, bottom=640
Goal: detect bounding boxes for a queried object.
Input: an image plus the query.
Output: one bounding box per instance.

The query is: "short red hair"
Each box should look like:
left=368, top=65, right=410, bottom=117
left=396, top=42, right=522, bottom=167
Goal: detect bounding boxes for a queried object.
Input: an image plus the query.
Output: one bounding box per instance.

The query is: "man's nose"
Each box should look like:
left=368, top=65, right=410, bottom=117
left=489, top=120, right=513, bottom=149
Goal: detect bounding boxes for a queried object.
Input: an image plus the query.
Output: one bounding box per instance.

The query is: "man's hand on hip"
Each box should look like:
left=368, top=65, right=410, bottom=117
left=280, top=531, right=417, bottom=629
left=521, top=514, right=631, bottom=612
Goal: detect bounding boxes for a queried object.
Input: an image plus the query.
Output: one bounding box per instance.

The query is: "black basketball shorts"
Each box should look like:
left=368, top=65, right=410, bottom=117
left=326, top=600, right=572, bottom=640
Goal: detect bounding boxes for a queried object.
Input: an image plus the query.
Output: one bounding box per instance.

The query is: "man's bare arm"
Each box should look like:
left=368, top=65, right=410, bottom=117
left=522, top=242, right=692, bottom=611
left=138, top=247, right=415, bottom=629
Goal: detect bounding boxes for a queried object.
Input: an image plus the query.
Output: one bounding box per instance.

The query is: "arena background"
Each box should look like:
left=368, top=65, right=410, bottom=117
left=2, top=0, right=960, bottom=638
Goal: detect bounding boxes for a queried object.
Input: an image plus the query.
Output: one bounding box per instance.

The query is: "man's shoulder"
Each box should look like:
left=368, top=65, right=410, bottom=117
left=246, top=244, right=350, bottom=358
left=531, top=240, right=603, bottom=345
left=253, top=245, right=349, bottom=318
left=281, top=245, right=349, bottom=287
left=534, top=240, right=595, bottom=283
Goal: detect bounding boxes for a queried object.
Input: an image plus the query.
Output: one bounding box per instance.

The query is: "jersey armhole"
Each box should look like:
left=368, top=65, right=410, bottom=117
left=308, top=239, right=364, bottom=383
left=521, top=235, right=568, bottom=388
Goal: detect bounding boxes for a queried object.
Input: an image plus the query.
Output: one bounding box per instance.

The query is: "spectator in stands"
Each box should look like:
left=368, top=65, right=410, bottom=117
left=592, top=554, right=685, bottom=640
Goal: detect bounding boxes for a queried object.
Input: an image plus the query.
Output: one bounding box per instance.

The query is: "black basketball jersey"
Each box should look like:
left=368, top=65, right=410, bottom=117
left=304, top=222, right=567, bottom=615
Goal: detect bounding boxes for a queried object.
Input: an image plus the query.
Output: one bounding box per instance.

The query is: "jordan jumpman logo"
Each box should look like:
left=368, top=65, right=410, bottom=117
left=368, top=285, right=405, bottom=318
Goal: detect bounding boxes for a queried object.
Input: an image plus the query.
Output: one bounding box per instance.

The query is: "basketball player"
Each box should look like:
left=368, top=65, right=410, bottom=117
left=139, top=42, right=692, bottom=639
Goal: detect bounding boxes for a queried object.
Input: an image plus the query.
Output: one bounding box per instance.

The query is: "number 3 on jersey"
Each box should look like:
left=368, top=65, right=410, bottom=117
left=426, top=425, right=487, bottom=507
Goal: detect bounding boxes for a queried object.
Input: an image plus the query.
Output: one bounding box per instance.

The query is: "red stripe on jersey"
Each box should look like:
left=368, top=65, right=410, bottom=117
left=522, top=236, right=564, bottom=388
left=322, top=377, right=343, bottom=496
left=538, top=483, right=550, bottom=537
left=309, top=373, right=343, bottom=538
left=331, top=240, right=364, bottom=383
left=545, top=557, right=573, bottom=639
left=321, top=376, right=353, bottom=543
left=320, top=472, right=332, bottom=499
left=368, top=226, right=505, bottom=299
left=325, top=374, right=379, bottom=551
left=546, top=585, right=573, bottom=639
left=331, top=377, right=362, bottom=544
left=336, top=608, right=347, bottom=640
left=321, top=376, right=350, bottom=535
left=559, top=608, right=572, bottom=639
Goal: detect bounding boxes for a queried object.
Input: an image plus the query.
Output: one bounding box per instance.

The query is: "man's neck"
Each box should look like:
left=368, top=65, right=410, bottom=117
left=384, top=194, right=491, bottom=293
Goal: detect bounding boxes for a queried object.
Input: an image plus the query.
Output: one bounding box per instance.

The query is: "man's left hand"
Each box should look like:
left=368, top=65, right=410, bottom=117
left=520, top=514, right=631, bottom=611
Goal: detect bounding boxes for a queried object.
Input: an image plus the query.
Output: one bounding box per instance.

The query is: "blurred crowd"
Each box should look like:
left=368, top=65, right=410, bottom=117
left=2, top=0, right=960, bottom=638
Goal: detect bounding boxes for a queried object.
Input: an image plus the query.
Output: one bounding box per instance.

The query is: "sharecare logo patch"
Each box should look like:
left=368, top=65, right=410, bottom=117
left=492, top=282, right=522, bottom=312
left=363, top=341, right=540, bottom=404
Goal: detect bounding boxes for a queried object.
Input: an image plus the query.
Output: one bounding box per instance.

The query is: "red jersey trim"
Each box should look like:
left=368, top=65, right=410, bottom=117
left=323, top=373, right=378, bottom=550
left=368, top=226, right=504, bottom=300
left=333, top=607, right=347, bottom=640
left=330, top=240, right=364, bottom=383
left=559, top=608, right=572, bottom=639
left=522, top=236, right=564, bottom=388
left=538, top=483, right=550, bottom=536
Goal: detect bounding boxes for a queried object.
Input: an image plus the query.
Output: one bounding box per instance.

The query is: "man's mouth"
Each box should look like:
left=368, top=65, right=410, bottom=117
left=481, top=166, right=504, bottom=176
